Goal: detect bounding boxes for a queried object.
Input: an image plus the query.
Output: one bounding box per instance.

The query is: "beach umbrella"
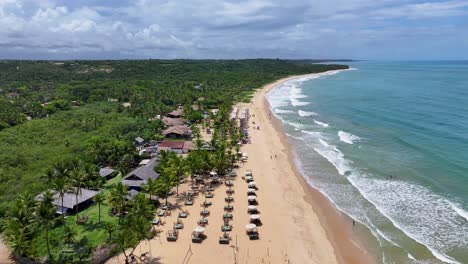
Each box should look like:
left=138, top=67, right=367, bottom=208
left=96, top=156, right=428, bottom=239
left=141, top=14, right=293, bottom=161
left=194, top=226, right=205, bottom=234
left=250, top=214, right=260, bottom=220
left=245, top=224, right=256, bottom=231
left=248, top=196, right=256, bottom=201
left=247, top=188, right=256, bottom=192
left=248, top=182, right=256, bottom=188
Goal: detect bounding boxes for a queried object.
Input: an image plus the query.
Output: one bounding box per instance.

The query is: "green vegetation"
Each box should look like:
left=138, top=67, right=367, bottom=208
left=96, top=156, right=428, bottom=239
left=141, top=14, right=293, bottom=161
left=0, top=59, right=348, bottom=262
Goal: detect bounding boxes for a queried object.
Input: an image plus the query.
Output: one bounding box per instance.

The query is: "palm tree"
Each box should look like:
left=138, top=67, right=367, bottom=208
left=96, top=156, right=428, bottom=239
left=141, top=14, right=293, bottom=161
left=93, top=192, right=105, bottom=224
left=142, top=178, right=158, bottom=203
left=70, top=169, right=86, bottom=222
left=42, top=167, right=56, bottom=182
left=36, top=190, right=56, bottom=260
left=104, top=222, right=116, bottom=241
left=156, top=170, right=176, bottom=206
left=2, top=193, right=37, bottom=260
left=113, top=229, right=134, bottom=262
left=109, top=182, right=128, bottom=224
left=63, top=225, right=77, bottom=246
left=3, top=220, right=31, bottom=260
left=127, top=193, right=154, bottom=221
left=167, top=155, right=188, bottom=195
left=128, top=216, right=151, bottom=257
left=51, top=177, right=70, bottom=222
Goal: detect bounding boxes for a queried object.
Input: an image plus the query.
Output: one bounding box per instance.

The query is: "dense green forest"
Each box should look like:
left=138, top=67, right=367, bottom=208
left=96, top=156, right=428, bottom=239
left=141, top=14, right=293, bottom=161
left=0, top=59, right=347, bottom=207
left=0, top=59, right=347, bottom=262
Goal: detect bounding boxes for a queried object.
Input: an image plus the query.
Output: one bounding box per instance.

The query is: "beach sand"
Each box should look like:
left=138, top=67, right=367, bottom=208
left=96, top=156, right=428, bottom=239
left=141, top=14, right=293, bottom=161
left=0, top=236, right=12, bottom=263
left=107, top=74, right=373, bottom=264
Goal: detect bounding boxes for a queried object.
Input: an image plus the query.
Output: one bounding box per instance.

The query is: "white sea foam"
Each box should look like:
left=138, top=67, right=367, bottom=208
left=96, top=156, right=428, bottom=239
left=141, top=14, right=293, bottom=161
left=449, top=202, right=468, bottom=222
left=408, top=253, right=416, bottom=261
left=313, top=139, right=350, bottom=175
left=289, top=83, right=309, bottom=106
left=283, top=120, right=305, bottom=130
left=314, top=119, right=329, bottom=127
left=347, top=176, right=467, bottom=264
left=301, top=130, right=322, bottom=138
left=298, top=110, right=317, bottom=117
left=274, top=109, right=294, bottom=114
left=267, top=68, right=352, bottom=110
left=376, top=227, right=401, bottom=248
left=307, top=136, right=467, bottom=264
left=338, top=130, right=360, bottom=144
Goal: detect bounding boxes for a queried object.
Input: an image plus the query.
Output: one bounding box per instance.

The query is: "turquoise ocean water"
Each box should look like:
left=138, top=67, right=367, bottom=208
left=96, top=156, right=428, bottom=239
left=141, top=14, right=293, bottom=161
left=267, top=61, right=468, bottom=264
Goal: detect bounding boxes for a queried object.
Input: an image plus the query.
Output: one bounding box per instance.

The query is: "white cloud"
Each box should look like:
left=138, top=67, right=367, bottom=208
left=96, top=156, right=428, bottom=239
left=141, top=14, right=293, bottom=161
left=0, top=0, right=467, bottom=59
left=371, top=0, right=468, bottom=19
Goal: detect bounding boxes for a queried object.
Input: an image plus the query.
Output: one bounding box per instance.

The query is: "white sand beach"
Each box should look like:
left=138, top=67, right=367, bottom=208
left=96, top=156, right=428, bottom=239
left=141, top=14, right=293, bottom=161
left=107, top=74, right=373, bottom=264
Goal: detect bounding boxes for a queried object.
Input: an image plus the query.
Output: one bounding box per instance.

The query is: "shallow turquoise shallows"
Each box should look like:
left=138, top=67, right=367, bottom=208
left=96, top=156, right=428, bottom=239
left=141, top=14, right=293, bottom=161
left=267, top=61, right=468, bottom=264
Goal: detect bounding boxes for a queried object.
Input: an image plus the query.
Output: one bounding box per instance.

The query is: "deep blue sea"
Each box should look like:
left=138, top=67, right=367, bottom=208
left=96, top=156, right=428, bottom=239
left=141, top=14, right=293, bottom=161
left=267, top=61, right=468, bottom=264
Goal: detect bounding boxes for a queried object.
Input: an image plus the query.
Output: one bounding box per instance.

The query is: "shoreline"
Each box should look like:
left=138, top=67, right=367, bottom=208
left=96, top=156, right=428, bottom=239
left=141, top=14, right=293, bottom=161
left=107, top=70, right=374, bottom=264
left=257, top=72, right=374, bottom=264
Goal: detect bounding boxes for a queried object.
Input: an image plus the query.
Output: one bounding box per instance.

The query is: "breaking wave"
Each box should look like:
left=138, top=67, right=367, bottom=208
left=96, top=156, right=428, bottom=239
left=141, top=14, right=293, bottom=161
left=338, top=130, right=360, bottom=144
left=313, top=119, right=329, bottom=127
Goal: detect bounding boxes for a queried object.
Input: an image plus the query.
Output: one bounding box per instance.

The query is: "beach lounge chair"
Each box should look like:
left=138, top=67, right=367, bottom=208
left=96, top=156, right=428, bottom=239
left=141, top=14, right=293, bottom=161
left=198, top=217, right=208, bottom=225
left=224, top=204, right=234, bottom=211
left=247, top=228, right=259, bottom=240
left=225, top=196, right=234, bottom=202
left=226, top=189, right=234, bottom=194
left=221, top=225, right=232, bottom=232
left=174, top=219, right=184, bottom=229
left=223, top=213, right=233, bottom=220
left=192, top=235, right=203, bottom=243
left=179, top=210, right=188, bottom=218
left=157, top=210, right=165, bottom=217
left=152, top=218, right=160, bottom=225
left=192, top=229, right=206, bottom=243
left=184, top=200, right=193, bottom=206
left=219, top=233, right=230, bottom=244
left=205, top=192, right=214, bottom=198
left=166, top=230, right=178, bottom=242
left=202, top=200, right=212, bottom=206
left=200, top=209, right=210, bottom=216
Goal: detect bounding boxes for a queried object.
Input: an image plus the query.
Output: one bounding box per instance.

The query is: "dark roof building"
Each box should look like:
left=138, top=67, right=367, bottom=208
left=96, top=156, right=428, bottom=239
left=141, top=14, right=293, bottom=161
left=122, top=158, right=160, bottom=190
left=162, top=125, right=191, bottom=138
left=167, top=109, right=183, bottom=118
left=134, top=137, right=145, bottom=145
left=99, top=167, right=117, bottom=180
left=36, top=188, right=98, bottom=214
left=161, top=117, right=185, bottom=127
left=157, top=141, right=194, bottom=154
left=158, top=141, right=185, bottom=149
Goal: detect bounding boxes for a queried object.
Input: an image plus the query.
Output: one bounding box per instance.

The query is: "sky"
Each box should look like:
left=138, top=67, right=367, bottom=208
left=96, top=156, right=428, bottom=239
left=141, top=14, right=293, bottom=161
left=0, top=0, right=468, bottom=60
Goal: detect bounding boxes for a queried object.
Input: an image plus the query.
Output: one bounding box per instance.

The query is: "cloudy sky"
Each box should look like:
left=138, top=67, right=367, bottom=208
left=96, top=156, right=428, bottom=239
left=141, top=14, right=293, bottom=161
left=1, top=0, right=468, bottom=60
